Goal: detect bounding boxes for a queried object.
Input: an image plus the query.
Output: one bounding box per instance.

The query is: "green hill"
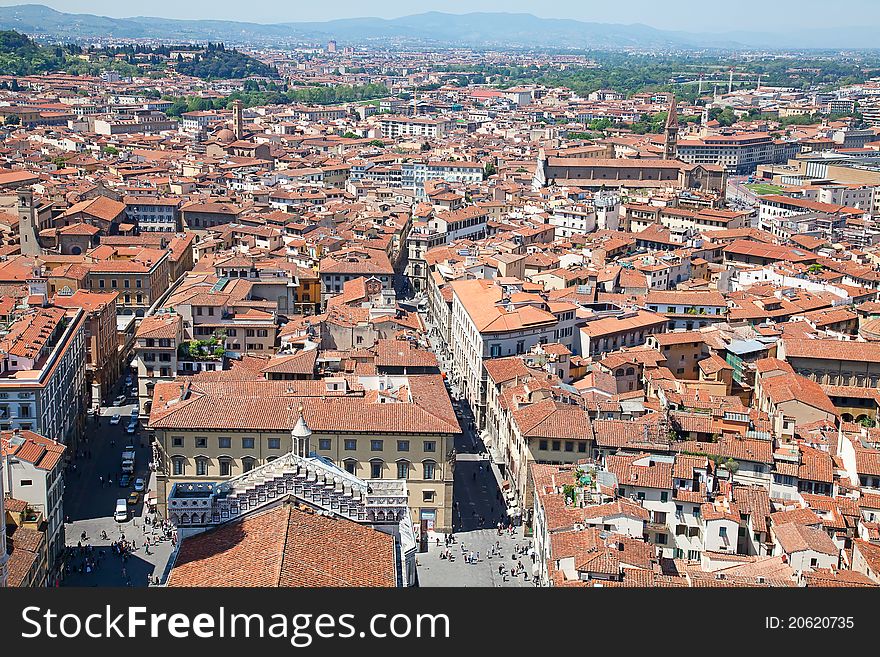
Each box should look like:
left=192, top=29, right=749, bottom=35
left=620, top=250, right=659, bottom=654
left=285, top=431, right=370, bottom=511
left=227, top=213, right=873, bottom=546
left=173, top=44, right=278, bottom=80
left=0, top=29, right=65, bottom=74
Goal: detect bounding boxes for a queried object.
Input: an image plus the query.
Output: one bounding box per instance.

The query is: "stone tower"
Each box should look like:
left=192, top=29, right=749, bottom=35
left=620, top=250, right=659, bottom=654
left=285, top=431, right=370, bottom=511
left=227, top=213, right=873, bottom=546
left=17, top=187, right=41, bottom=256
left=232, top=99, right=244, bottom=141
left=663, top=96, right=679, bottom=161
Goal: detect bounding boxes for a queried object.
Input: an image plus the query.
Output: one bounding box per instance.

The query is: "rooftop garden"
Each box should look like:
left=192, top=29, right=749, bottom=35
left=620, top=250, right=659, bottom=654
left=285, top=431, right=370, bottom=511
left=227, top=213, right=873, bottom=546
left=178, top=337, right=225, bottom=361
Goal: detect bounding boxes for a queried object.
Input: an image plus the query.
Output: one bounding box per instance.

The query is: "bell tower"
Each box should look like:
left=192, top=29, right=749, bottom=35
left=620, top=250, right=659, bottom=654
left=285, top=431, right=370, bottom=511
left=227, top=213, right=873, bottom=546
left=17, top=187, right=41, bottom=256
left=232, top=99, right=244, bottom=141
left=663, top=96, right=679, bottom=160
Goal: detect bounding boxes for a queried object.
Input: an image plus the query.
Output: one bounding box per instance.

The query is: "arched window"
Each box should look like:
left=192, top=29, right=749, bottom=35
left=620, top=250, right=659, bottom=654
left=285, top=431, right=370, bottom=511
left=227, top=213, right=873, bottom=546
left=615, top=369, right=624, bottom=377
left=195, top=456, right=209, bottom=476
left=626, top=367, right=635, bottom=376
left=219, top=457, right=233, bottom=477
left=423, top=460, right=437, bottom=480
left=172, top=456, right=185, bottom=476
left=344, top=459, right=358, bottom=475
left=396, top=460, right=410, bottom=480
left=370, top=459, right=384, bottom=479
left=242, top=457, right=256, bottom=473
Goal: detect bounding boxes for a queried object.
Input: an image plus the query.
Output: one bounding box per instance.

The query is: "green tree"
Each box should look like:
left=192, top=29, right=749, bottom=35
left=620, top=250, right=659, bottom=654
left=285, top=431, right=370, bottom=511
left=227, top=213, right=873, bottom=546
left=483, top=162, right=497, bottom=179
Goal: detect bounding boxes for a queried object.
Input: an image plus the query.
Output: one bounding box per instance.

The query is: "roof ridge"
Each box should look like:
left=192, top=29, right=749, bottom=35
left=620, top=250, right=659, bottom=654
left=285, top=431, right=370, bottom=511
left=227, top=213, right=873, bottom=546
left=276, top=504, right=293, bottom=586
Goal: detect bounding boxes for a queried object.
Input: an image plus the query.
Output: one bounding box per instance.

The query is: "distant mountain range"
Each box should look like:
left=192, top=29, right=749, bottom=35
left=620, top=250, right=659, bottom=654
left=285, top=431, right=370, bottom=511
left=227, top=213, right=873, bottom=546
left=0, top=5, right=877, bottom=50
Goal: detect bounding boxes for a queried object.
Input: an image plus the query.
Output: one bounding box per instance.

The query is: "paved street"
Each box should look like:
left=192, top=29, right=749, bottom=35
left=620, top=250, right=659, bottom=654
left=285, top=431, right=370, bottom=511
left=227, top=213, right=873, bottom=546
left=726, top=175, right=761, bottom=227
left=417, top=307, right=534, bottom=586
left=417, top=527, right=536, bottom=587
left=61, top=377, right=176, bottom=587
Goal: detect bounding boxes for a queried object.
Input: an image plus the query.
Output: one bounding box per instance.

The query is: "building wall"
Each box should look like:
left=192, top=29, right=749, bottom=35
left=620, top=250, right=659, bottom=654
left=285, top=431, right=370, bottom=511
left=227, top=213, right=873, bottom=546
left=2, top=452, right=65, bottom=576
left=0, top=313, right=87, bottom=450
left=154, top=427, right=454, bottom=532
left=785, top=355, right=880, bottom=388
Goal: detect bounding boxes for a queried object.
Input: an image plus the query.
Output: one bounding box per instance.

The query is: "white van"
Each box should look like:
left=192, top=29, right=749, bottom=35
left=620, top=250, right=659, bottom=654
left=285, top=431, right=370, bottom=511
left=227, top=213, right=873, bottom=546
left=114, top=499, right=128, bottom=522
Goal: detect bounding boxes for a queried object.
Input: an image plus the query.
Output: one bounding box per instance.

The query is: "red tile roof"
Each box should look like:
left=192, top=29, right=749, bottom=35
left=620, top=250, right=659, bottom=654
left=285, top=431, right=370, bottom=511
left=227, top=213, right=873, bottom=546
left=167, top=503, right=396, bottom=587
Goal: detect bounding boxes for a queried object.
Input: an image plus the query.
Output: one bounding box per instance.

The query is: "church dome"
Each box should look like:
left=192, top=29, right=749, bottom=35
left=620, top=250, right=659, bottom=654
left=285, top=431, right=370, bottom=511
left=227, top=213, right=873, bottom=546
left=215, top=128, right=236, bottom=143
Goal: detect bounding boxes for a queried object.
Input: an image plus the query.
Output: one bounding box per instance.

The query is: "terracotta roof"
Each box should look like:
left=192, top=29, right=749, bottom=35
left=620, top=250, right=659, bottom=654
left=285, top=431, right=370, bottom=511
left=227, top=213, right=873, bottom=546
left=0, top=429, right=65, bottom=471
left=167, top=503, right=396, bottom=587
left=60, top=196, right=126, bottom=222
left=484, top=357, right=533, bottom=385
left=135, top=313, right=181, bottom=340
left=782, top=337, right=880, bottom=362
left=773, top=522, right=838, bottom=556
left=259, top=350, right=318, bottom=375
left=606, top=453, right=673, bottom=490
left=149, top=375, right=459, bottom=435
left=512, top=399, right=594, bottom=441
left=451, top=279, right=557, bottom=333
left=375, top=339, right=438, bottom=369
left=676, top=437, right=773, bottom=464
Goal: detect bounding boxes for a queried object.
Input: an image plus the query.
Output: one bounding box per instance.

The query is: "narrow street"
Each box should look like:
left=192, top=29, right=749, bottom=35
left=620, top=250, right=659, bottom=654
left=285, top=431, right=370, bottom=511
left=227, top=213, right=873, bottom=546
left=60, top=375, right=176, bottom=587
left=416, top=306, right=533, bottom=586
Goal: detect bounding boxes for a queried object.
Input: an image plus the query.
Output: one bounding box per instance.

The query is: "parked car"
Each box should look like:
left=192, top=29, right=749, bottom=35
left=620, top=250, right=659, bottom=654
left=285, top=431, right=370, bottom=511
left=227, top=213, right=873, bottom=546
left=109, top=414, right=121, bottom=425
left=127, top=491, right=140, bottom=506
left=124, top=375, right=133, bottom=387
left=130, top=408, right=139, bottom=418
left=119, top=473, right=131, bottom=487
left=133, top=478, right=145, bottom=492
left=112, top=395, right=126, bottom=406
left=125, top=422, right=137, bottom=435
left=114, top=499, right=128, bottom=522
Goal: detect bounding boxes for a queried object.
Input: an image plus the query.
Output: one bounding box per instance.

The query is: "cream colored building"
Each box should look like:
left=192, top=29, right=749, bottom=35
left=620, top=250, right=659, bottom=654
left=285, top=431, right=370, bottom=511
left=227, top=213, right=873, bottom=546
left=148, top=374, right=457, bottom=533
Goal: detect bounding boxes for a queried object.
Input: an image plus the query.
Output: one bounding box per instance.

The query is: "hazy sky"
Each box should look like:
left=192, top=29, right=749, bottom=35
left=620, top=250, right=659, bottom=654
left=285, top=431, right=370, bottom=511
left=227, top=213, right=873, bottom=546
left=2, top=0, right=879, bottom=32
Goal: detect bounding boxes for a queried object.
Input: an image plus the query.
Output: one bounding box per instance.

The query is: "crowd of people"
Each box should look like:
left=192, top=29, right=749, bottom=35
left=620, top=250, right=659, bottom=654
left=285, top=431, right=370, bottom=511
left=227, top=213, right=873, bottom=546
left=434, top=521, right=536, bottom=584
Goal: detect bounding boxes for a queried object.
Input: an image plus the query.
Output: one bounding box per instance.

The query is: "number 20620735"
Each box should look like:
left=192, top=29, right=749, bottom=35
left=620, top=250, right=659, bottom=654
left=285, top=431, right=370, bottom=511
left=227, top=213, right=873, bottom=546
left=766, top=617, right=854, bottom=629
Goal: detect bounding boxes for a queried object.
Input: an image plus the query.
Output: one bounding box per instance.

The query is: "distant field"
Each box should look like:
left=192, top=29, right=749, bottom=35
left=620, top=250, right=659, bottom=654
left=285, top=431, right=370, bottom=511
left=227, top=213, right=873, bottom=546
left=745, top=183, right=785, bottom=195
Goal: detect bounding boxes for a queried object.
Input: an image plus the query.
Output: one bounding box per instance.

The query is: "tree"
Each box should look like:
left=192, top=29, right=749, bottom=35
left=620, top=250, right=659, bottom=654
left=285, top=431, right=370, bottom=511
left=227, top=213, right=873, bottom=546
left=4, top=114, right=20, bottom=126
left=709, top=107, right=737, bottom=127
left=483, top=162, right=497, bottom=179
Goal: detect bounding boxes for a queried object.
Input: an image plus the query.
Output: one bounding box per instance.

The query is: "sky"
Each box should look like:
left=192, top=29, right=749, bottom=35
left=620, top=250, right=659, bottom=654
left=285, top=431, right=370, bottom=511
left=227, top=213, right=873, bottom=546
left=1, top=0, right=879, bottom=33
